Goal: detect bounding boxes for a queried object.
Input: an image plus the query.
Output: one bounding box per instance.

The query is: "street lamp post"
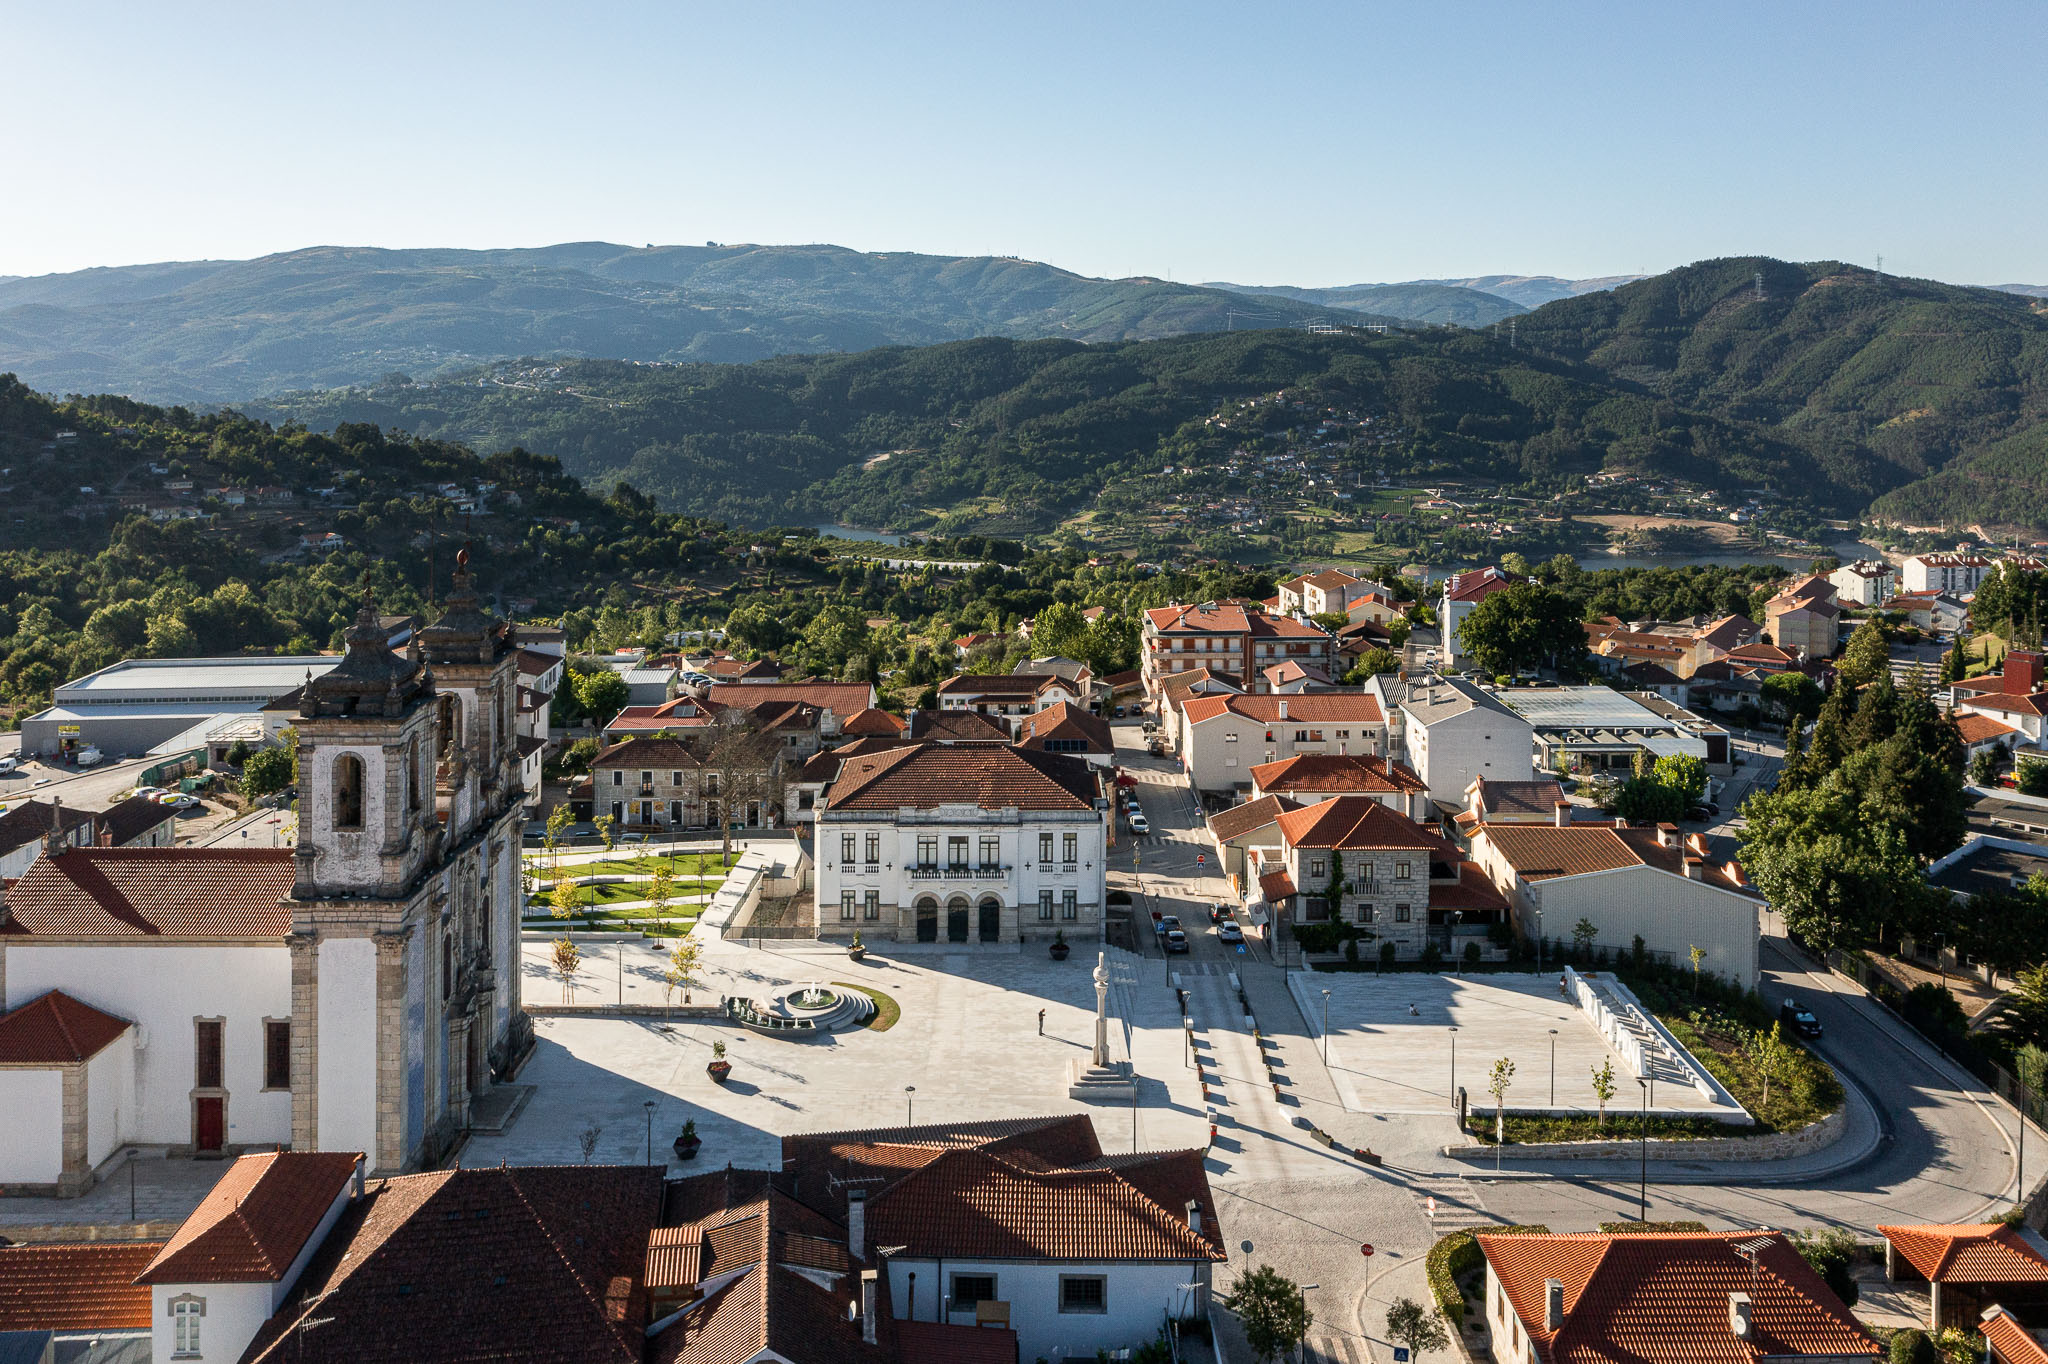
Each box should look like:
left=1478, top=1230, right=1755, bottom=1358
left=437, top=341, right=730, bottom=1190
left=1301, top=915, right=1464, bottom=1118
left=1449, top=1026, right=1459, bottom=1110
left=1535, top=908, right=1544, bottom=973
left=905, top=1085, right=916, bottom=1125
left=643, top=1100, right=655, bottom=1165
left=1548, top=1030, right=1559, bottom=1107
left=1321, top=989, right=1332, bottom=1064
left=1636, top=1078, right=1649, bottom=1221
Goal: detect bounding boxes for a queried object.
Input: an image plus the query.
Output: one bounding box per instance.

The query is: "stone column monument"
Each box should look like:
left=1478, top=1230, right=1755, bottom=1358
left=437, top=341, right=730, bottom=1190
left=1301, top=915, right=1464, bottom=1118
left=1068, top=949, right=1136, bottom=1101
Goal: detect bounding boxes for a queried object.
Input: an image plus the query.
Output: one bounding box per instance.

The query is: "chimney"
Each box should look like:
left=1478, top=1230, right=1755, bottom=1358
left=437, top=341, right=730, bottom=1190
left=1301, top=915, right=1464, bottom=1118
left=1728, top=1292, right=1752, bottom=1339
left=2009, top=651, right=2041, bottom=697
left=1554, top=801, right=1571, bottom=828
left=1656, top=822, right=1678, bottom=848
left=860, top=1269, right=879, bottom=1345
left=43, top=797, right=66, bottom=859
left=1544, top=1279, right=1565, bottom=1331
left=1277, top=698, right=1289, bottom=720
left=1682, top=856, right=1701, bottom=880
left=847, top=1188, right=866, bottom=1259
left=1186, top=1199, right=1203, bottom=1235
left=352, top=1153, right=366, bottom=1198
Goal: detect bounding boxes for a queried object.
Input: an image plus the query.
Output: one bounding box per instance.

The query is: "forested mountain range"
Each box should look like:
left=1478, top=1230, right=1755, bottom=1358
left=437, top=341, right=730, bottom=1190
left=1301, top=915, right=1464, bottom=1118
left=247, top=256, right=2048, bottom=534
left=0, top=242, right=1415, bottom=402
left=1202, top=280, right=1527, bottom=327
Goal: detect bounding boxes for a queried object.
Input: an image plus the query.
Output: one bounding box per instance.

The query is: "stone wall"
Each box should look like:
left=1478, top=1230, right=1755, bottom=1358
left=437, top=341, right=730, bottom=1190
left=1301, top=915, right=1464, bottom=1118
left=1441, top=1102, right=1847, bottom=1164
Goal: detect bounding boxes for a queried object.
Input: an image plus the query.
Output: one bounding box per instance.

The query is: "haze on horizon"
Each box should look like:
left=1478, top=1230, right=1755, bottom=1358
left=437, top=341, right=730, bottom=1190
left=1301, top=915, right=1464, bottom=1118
left=3, top=0, right=2044, bottom=289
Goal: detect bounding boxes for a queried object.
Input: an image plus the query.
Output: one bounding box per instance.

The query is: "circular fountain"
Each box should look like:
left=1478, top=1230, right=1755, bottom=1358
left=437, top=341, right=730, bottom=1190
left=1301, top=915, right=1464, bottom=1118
left=722, top=981, right=877, bottom=1038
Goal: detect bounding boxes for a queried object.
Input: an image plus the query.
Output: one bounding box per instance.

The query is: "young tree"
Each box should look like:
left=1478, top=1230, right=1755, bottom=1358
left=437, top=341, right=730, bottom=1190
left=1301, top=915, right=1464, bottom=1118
left=1688, top=944, right=1707, bottom=995
left=573, top=669, right=630, bottom=727
left=1385, top=1298, right=1451, bottom=1360
left=544, top=801, right=575, bottom=876
left=577, top=1121, right=604, bottom=1164
left=1571, top=918, right=1598, bottom=961
left=663, top=937, right=702, bottom=1014
left=552, top=936, right=582, bottom=1004
left=705, top=709, right=778, bottom=860
left=592, top=812, right=617, bottom=852
left=1487, top=1056, right=1516, bottom=1144
left=1591, top=1057, right=1617, bottom=1127
left=1222, top=1265, right=1312, bottom=1364
left=644, top=866, right=675, bottom=923
left=240, top=744, right=295, bottom=799
left=1746, top=1022, right=1792, bottom=1111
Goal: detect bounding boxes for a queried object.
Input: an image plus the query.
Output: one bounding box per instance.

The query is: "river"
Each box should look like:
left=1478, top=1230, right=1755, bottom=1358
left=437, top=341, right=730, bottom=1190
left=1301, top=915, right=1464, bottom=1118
left=810, top=523, right=905, bottom=546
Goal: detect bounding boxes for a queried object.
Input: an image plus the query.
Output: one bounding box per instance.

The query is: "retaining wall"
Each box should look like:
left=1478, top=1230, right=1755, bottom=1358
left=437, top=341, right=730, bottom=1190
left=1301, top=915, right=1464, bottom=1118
left=1441, top=1102, right=1846, bottom=1164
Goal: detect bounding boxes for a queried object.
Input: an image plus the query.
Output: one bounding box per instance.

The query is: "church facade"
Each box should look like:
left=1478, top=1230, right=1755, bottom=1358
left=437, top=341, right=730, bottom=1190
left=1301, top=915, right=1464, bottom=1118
left=0, top=560, right=529, bottom=1192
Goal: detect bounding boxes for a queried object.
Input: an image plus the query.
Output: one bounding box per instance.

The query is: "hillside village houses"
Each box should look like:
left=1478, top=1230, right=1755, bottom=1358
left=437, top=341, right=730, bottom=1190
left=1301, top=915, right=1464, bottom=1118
left=1904, top=550, right=1998, bottom=596
left=1142, top=599, right=1337, bottom=697
left=1437, top=566, right=1521, bottom=669
left=0, top=559, right=530, bottom=1191
left=1762, top=573, right=1843, bottom=660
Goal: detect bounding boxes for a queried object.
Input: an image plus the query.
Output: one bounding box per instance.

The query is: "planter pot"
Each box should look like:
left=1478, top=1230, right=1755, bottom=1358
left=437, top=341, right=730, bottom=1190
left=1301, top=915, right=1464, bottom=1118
left=673, top=1138, right=702, bottom=1161
left=707, top=1061, right=732, bottom=1083
left=848, top=948, right=867, bottom=962
left=1050, top=943, right=1070, bottom=961
left=1356, top=1149, right=1383, bottom=1166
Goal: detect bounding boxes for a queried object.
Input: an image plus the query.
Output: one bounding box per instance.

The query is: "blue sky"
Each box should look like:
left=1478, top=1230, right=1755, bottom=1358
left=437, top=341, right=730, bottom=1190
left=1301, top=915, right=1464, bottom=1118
left=4, top=0, right=2043, bottom=285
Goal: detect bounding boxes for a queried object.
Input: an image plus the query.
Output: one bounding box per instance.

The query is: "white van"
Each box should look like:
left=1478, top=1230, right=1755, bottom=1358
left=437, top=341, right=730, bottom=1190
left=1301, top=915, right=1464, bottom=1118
left=0, top=756, right=18, bottom=775
left=75, top=746, right=104, bottom=768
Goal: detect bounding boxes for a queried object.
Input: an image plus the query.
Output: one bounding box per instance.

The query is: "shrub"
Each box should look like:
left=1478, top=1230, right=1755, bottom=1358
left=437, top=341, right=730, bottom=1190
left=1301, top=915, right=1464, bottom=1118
left=1419, top=944, right=1444, bottom=971
left=1427, top=1226, right=1549, bottom=1327
left=1890, top=1329, right=1933, bottom=1364
left=1380, top=941, right=1397, bottom=969
left=1600, top=1220, right=1710, bottom=1234
left=1344, top=937, right=1360, bottom=964
left=1794, top=1227, right=1859, bottom=1307
left=1463, top=941, right=1482, bottom=969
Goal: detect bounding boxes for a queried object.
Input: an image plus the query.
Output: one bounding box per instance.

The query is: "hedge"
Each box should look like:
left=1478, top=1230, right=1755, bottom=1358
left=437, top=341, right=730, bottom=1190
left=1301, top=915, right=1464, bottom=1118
left=1599, top=1220, right=1710, bottom=1234
left=1427, top=1225, right=1548, bottom=1326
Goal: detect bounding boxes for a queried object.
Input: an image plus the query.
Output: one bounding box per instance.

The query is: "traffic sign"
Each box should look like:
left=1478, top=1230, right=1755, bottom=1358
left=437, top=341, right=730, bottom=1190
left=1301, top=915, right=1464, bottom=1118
left=1395, top=1350, right=1411, bottom=1362
left=1197, top=853, right=1205, bottom=865
left=1426, top=1195, right=1437, bottom=1217
left=1360, top=1243, right=1374, bottom=1257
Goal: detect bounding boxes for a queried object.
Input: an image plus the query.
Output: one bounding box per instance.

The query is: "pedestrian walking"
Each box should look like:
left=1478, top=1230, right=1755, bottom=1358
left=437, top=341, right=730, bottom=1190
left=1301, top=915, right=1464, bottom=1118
left=1037, top=1008, right=1045, bottom=1035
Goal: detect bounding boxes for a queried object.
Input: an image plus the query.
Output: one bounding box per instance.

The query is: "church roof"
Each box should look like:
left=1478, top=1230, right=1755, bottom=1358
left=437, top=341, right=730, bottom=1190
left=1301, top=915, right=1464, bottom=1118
left=417, top=549, right=513, bottom=667
left=303, top=593, right=432, bottom=718
left=0, top=848, right=295, bottom=939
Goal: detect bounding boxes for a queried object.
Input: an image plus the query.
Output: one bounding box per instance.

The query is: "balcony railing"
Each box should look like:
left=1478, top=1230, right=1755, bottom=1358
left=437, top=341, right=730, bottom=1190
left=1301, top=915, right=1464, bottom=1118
left=907, top=864, right=1011, bottom=881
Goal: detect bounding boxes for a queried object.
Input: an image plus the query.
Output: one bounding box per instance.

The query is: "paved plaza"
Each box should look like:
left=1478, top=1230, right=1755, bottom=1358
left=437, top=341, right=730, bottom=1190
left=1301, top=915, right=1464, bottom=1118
left=1294, top=971, right=1737, bottom=1120
left=468, top=935, right=1211, bottom=1171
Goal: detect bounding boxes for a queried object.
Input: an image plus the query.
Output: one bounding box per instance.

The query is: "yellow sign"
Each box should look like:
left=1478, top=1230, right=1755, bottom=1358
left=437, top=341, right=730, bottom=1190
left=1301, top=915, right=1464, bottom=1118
left=57, top=724, right=81, bottom=736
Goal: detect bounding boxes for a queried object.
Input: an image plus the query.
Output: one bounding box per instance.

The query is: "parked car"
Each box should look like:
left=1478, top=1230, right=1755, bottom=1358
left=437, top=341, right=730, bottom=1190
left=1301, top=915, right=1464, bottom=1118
left=1217, top=921, right=1244, bottom=944
left=0, top=757, right=17, bottom=775
left=1128, top=813, right=1150, bottom=834
left=1113, top=705, right=1126, bottom=718
left=1779, top=998, right=1822, bottom=1039
left=1155, top=914, right=1182, bottom=937
left=1163, top=929, right=1189, bottom=954
left=1147, top=739, right=1165, bottom=757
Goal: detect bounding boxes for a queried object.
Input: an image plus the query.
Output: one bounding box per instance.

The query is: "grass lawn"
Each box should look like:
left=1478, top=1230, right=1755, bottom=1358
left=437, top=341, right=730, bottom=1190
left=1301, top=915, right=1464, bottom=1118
left=1476, top=973, right=1842, bottom=1144
left=833, top=981, right=901, bottom=1032
left=526, top=853, right=738, bottom=879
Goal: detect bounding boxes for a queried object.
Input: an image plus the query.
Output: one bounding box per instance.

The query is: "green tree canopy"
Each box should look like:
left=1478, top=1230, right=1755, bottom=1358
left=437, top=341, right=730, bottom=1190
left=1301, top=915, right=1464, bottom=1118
left=1455, top=581, right=1589, bottom=677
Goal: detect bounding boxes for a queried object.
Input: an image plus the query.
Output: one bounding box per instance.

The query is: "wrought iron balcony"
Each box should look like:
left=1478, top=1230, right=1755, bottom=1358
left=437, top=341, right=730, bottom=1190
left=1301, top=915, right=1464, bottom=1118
left=907, top=864, right=1012, bottom=881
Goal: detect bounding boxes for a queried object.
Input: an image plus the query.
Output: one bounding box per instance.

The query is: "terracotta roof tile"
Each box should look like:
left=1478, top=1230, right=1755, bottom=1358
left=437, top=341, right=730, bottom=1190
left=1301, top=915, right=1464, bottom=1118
left=1015, top=701, right=1112, bottom=754
left=1479, top=1230, right=1876, bottom=1364
left=1276, top=797, right=1453, bottom=854
left=1443, top=568, right=1520, bottom=603
left=141, top=1151, right=362, bottom=1284
left=1477, top=824, right=1750, bottom=894
left=1879, top=1224, right=2048, bottom=1283
left=0, top=1240, right=161, bottom=1332
left=0, top=799, right=95, bottom=857
left=593, top=736, right=702, bottom=769
left=1981, top=1307, right=2048, bottom=1364
left=904, top=709, right=1013, bottom=743
left=824, top=746, right=1098, bottom=812
left=841, top=707, right=907, bottom=737
left=1431, top=863, right=1510, bottom=913
left=1469, top=778, right=1568, bottom=818
left=0, top=989, right=130, bottom=1064
left=1180, top=693, right=1383, bottom=726
left=1258, top=870, right=1298, bottom=901
left=1208, top=795, right=1301, bottom=842
left=1, top=848, right=295, bottom=939
left=707, top=681, right=872, bottom=719
left=1957, top=714, right=2021, bottom=744
left=1252, top=754, right=1423, bottom=796
left=243, top=1164, right=665, bottom=1364
left=896, top=1320, right=1020, bottom=1364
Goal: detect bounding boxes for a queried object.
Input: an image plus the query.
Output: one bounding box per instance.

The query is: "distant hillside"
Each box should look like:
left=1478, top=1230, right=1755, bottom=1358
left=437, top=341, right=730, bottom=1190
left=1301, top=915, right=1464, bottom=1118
left=1204, top=280, right=1525, bottom=327
left=1994, top=283, right=2048, bottom=300
left=0, top=243, right=1409, bottom=402
left=1510, top=257, right=2048, bottom=527
left=1412, top=274, right=1648, bottom=309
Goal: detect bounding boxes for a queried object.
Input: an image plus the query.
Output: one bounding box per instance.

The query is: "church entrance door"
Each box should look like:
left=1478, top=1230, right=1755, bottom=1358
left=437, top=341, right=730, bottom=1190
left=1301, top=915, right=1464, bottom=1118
left=194, top=1097, right=225, bottom=1153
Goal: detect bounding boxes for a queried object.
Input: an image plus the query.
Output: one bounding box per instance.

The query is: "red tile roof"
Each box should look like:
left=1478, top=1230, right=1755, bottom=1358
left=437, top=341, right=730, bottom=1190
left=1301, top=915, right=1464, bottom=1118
left=1251, top=754, right=1423, bottom=796
left=1258, top=869, right=1298, bottom=902
left=244, top=1165, right=664, bottom=1364
left=0, top=989, right=131, bottom=1064
left=140, top=1151, right=362, bottom=1284
left=1179, top=693, right=1384, bottom=726
left=592, top=736, right=702, bottom=769
left=936, top=673, right=1066, bottom=698
left=1431, top=863, right=1511, bottom=913
left=1879, top=1224, right=2048, bottom=1283
left=0, top=1240, right=161, bottom=1331
left=1981, top=1306, right=2048, bottom=1364
left=1145, top=600, right=1330, bottom=640
left=707, top=681, right=874, bottom=718
left=904, top=709, right=1014, bottom=743
left=841, top=707, right=907, bottom=737
left=825, top=745, right=1098, bottom=812
left=1479, top=1230, right=1876, bottom=1364
left=1015, top=700, right=1113, bottom=754
left=1, top=848, right=296, bottom=939
left=1276, top=797, right=1454, bottom=854
left=1957, top=713, right=2020, bottom=745
left=1476, top=823, right=1752, bottom=894
left=1443, top=567, right=1520, bottom=603
left=1207, top=794, right=1301, bottom=842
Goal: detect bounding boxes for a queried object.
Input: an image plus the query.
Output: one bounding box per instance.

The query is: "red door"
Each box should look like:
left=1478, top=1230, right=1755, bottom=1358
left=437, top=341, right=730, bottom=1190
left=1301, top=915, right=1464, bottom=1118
left=195, top=1097, right=225, bottom=1152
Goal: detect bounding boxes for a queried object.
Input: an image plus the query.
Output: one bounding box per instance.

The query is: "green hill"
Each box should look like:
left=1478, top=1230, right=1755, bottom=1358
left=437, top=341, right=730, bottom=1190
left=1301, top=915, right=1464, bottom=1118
left=1204, top=281, right=1526, bottom=327
left=0, top=243, right=1411, bottom=403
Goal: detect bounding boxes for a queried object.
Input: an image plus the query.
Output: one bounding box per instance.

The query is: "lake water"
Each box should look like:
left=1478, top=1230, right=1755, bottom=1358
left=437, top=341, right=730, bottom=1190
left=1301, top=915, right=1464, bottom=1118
left=1570, top=538, right=1883, bottom=574
left=811, top=523, right=905, bottom=546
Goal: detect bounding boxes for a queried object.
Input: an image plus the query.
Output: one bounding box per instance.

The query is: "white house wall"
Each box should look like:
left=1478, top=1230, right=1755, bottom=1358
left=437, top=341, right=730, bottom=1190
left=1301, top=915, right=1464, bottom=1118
left=1478, top=859, right=1760, bottom=990
left=150, top=1280, right=272, bottom=1364
left=1406, top=708, right=1535, bottom=803
left=86, top=1031, right=138, bottom=1169
left=1181, top=712, right=1387, bottom=794
left=0, top=1070, right=63, bottom=1182
left=316, top=936, right=379, bottom=1158
left=6, top=944, right=291, bottom=1148
left=884, top=1258, right=1205, bottom=1364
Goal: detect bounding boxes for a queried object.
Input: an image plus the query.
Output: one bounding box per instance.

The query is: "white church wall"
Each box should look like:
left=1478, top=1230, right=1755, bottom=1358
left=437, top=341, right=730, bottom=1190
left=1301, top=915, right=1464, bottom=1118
left=0, top=1070, right=62, bottom=1181
left=7, top=944, right=291, bottom=1147
left=86, top=1030, right=137, bottom=1168
left=316, top=936, right=378, bottom=1158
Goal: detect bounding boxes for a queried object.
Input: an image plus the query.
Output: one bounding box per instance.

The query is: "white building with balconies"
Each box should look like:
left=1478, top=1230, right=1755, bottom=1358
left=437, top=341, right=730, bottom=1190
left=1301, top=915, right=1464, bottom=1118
left=815, top=745, right=1108, bottom=945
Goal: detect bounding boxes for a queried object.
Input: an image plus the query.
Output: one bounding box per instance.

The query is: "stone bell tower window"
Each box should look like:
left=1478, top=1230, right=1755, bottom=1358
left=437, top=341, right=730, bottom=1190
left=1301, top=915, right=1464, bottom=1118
left=333, top=754, right=365, bottom=830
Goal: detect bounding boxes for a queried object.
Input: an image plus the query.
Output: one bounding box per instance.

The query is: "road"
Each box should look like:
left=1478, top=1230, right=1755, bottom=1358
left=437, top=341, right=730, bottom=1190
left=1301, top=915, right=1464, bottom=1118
left=1102, top=719, right=2031, bottom=1364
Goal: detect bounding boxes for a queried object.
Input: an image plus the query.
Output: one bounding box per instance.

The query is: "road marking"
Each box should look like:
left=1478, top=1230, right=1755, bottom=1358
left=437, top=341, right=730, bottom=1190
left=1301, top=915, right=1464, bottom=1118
left=1408, top=1175, right=1497, bottom=1231
left=1306, top=1336, right=1366, bottom=1364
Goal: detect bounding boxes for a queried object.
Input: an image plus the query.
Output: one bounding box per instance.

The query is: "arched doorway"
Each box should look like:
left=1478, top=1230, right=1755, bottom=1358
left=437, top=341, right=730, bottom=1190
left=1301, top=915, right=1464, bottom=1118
left=915, top=896, right=938, bottom=943
left=946, top=895, right=970, bottom=944
left=977, top=895, right=1002, bottom=943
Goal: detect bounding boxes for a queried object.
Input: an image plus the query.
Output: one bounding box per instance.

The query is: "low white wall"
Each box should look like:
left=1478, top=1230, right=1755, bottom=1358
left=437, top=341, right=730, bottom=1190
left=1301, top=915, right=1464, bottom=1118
left=86, top=1031, right=138, bottom=1169
left=0, top=1070, right=64, bottom=1182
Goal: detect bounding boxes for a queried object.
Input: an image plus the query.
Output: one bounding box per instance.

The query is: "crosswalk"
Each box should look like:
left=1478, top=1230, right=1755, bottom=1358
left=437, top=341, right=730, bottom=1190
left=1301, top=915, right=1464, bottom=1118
left=1303, top=1334, right=1374, bottom=1364
left=1408, top=1173, right=1498, bottom=1232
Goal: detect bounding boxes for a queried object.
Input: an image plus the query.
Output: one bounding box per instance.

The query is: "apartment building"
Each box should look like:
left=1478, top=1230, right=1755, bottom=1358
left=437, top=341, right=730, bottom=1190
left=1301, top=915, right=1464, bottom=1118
left=1142, top=600, right=1335, bottom=697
